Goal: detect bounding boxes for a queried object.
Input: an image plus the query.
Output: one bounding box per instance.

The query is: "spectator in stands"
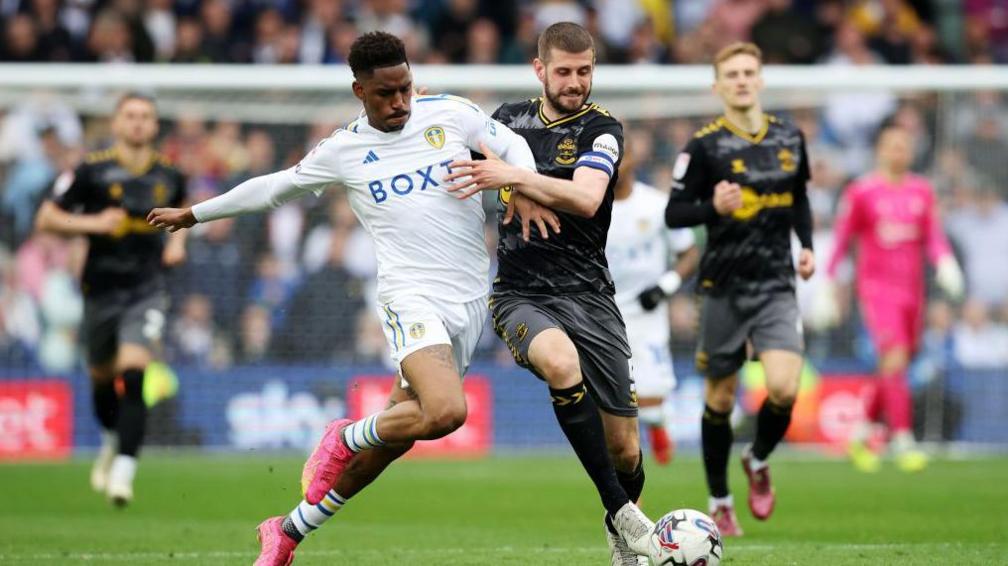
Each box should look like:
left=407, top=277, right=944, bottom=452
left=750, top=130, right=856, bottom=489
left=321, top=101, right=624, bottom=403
left=237, top=304, right=272, bottom=364
left=1, top=13, right=45, bottom=62
left=29, top=0, right=75, bottom=61
left=465, top=18, right=502, bottom=64
left=751, top=0, right=824, bottom=64
left=200, top=0, right=246, bottom=62
left=953, top=299, right=1008, bottom=369
left=299, top=0, right=340, bottom=64
left=171, top=17, right=208, bottom=63
left=1, top=126, right=62, bottom=246
left=183, top=217, right=243, bottom=329
left=170, top=293, right=215, bottom=367
left=84, top=10, right=136, bottom=62
left=430, top=0, right=480, bottom=63
left=143, top=0, right=176, bottom=61
left=946, top=184, right=1008, bottom=307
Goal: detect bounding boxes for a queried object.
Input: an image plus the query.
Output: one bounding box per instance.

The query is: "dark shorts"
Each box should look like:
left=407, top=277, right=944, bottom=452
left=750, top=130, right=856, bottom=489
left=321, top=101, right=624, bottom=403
left=696, top=291, right=803, bottom=379
left=82, top=286, right=169, bottom=366
left=490, top=290, right=638, bottom=417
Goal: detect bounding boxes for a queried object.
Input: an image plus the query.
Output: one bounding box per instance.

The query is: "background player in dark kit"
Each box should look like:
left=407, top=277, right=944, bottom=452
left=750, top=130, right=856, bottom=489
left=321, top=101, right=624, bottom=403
left=664, top=42, right=815, bottom=536
left=35, top=92, right=187, bottom=506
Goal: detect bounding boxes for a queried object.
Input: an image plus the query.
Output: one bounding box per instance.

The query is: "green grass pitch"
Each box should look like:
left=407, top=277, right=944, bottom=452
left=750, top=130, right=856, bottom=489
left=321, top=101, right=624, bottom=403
left=1, top=453, right=1006, bottom=564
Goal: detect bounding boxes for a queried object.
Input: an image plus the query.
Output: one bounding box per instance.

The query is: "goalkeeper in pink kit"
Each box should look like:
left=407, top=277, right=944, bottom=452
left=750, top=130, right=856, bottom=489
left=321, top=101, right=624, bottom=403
left=824, top=124, right=963, bottom=472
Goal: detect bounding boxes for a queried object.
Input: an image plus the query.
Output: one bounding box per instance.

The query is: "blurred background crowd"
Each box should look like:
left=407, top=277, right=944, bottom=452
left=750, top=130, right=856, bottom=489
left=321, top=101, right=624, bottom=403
left=1, top=0, right=1008, bottom=379
left=1, top=0, right=1007, bottom=65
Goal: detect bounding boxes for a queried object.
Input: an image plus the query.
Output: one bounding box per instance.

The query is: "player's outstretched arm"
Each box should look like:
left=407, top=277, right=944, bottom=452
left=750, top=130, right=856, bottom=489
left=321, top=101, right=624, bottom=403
left=445, top=143, right=607, bottom=218
left=35, top=200, right=127, bottom=237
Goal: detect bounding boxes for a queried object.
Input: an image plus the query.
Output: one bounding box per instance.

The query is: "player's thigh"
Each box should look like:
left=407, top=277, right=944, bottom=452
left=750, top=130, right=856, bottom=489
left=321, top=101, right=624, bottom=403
left=564, top=293, right=638, bottom=418
left=117, top=290, right=169, bottom=368
left=489, top=292, right=571, bottom=382
left=399, top=344, right=466, bottom=421
left=758, top=349, right=802, bottom=405
left=750, top=292, right=804, bottom=404
left=443, top=296, right=489, bottom=377
left=696, top=294, right=748, bottom=380
left=82, top=295, right=123, bottom=370
left=378, top=297, right=465, bottom=410
left=859, top=291, right=912, bottom=355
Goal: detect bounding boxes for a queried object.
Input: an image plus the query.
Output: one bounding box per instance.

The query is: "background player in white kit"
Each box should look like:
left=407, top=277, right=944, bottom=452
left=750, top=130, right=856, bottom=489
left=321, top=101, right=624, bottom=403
left=606, top=141, right=698, bottom=465
left=148, top=32, right=560, bottom=565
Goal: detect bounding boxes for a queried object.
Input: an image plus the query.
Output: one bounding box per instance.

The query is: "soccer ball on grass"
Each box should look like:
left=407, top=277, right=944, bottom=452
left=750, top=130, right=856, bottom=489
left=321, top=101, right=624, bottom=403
left=649, top=509, right=723, bottom=566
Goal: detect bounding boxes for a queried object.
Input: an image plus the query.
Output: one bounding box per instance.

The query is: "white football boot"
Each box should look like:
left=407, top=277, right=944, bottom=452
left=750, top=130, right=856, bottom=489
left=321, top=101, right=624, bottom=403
left=90, top=431, right=117, bottom=493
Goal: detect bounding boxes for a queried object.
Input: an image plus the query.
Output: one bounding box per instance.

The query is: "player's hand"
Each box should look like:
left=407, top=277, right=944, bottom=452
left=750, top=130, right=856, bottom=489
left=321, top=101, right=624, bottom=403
left=712, top=180, right=742, bottom=215
left=503, top=192, right=560, bottom=242
left=638, top=286, right=665, bottom=311
left=147, top=207, right=197, bottom=233
left=162, top=241, right=187, bottom=267
left=935, top=255, right=964, bottom=300
left=92, top=207, right=127, bottom=235
left=797, top=248, right=815, bottom=280
left=808, top=278, right=841, bottom=329
left=444, top=143, right=522, bottom=199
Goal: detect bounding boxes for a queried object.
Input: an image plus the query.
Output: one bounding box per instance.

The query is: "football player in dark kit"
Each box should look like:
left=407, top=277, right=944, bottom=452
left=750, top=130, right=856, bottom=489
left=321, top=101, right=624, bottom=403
left=443, top=21, right=654, bottom=565
left=35, top=92, right=187, bottom=506
left=664, top=42, right=815, bottom=536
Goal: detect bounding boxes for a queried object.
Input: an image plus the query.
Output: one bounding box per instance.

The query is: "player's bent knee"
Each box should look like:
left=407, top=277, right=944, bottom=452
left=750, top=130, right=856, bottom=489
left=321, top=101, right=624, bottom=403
left=767, top=388, right=797, bottom=408
left=533, top=347, right=581, bottom=388
left=609, top=441, right=641, bottom=471
left=424, top=403, right=467, bottom=439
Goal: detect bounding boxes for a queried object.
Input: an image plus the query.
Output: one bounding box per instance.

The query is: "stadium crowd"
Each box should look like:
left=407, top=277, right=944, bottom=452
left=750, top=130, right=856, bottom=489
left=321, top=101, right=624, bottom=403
left=2, top=0, right=1008, bottom=376
left=0, top=0, right=1006, bottom=65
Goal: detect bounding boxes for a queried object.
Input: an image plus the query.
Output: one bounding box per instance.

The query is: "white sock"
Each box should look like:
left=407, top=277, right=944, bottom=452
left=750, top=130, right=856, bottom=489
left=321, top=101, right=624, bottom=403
left=850, top=421, right=873, bottom=444
left=288, top=490, right=346, bottom=537
left=710, top=494, right=734, bottom=510
left=108, top=455, right=137, bottom=486
left=342, top=413, right=384, bottom=453
left=638, top=405, right=664, bottom=427
left=748, top=453, right=768, bottom=472
left=891, top=431, right=916, bottom=453
left=100, top=430, right=117, bottom=451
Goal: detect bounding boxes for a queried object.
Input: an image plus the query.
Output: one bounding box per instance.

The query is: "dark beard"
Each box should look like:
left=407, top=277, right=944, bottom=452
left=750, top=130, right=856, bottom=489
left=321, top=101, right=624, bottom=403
left=544, top=84, right=591, bottom=115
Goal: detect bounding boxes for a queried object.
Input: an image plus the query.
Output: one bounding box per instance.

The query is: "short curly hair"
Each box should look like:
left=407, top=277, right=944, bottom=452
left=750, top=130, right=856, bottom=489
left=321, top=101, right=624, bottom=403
left=348, top=31, right=409, bottom=79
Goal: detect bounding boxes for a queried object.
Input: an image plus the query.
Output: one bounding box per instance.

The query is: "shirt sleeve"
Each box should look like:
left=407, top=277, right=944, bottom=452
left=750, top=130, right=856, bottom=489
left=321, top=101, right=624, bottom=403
left=825, top=182, right=860, bottom=278
left=50, top=162, right=91, bottom=211
left=665, top=137, right=718, bottom=227
left=923, top=181, right=953, bottom=265
left=192, top=134, right=343, bottom=222
left=171, top=169, right=188, bottom=207
left=456, top=98, right=537, bottom=171
left=575, top=118, right=623, bottom=179
left=791, top=132, right=814, bottom=250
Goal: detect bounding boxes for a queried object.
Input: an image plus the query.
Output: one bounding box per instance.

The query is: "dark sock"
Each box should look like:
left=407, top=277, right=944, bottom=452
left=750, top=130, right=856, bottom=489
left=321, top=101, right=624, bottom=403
left=281, top=516, right=304, bottom=542
left=701, top=404, right=733, bottom=498
left=550, top=383, right=628, bottom=516
left=92, top=379, right=119, bottom=431
left=616, top=450, right=645, bottom=503
left=116, top=368, right=147, bottom=457
left=751, top=399, right=793, bottom=461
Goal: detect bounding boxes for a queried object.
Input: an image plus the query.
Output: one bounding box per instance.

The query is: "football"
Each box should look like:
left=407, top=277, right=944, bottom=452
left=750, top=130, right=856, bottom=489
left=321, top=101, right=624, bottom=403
left=649, top=509, right=724, bottom=566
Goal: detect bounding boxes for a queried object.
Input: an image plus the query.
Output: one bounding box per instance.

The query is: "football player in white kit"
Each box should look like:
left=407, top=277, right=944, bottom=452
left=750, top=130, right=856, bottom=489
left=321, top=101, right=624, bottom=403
left=148, top=32, right=562, bottom=565
left=606, top=141, right=698, bottom=465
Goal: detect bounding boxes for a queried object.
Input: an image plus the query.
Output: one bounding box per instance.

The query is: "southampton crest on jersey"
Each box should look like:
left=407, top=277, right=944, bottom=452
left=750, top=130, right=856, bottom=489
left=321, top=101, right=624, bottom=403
left=424, top=126, right=445, bottom=149
left=555, top=137, right=577, bottom=165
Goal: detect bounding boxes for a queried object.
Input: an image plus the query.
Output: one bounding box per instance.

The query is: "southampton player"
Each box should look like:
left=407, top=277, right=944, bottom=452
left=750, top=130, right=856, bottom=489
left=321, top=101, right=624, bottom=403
left=664, top=43, right=815, bottom=536
left=149, top=32, right=576, bottom=565
left=606, top=141, right=699, bottom=465
left=443, top=22, right=656, bottom=563
left=824, top=124, right=963, bottom=473
left=35, top=92, right=187, bottom=506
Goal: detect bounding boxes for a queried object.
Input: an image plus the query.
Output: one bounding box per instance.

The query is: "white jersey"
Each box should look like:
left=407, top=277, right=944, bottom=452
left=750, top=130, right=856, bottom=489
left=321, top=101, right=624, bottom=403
left=288, top=94, right=535, bottom=304
left=607, top=181, right=695, bottom=319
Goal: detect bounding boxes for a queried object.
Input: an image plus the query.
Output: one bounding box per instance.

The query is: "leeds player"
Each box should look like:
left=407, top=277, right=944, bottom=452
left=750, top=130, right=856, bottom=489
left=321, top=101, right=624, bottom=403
left=606, top=142, right=699, bottom=465
left=664, top=43, right=815, bottom=535
left=443, top=22, right=656, bottom=563
left=150, top=32, right=573, bottom=565
left=36, top=92, right=187, bottom=506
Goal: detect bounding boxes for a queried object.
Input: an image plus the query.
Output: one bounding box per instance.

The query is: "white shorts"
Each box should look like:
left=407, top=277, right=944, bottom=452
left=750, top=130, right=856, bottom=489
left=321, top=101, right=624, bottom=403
left=625, top=311, right=676, bottom=399
left=377, top=295, right=488, bottom=386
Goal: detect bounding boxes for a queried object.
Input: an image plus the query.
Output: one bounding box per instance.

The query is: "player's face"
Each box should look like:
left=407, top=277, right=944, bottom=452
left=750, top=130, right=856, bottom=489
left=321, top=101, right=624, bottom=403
left=113, top=98, right=158, bottom=147
left=354, top=63, right=413, bottom=132
left=714, top=54, right=764, bottom=111
left=877, top=128, right=914, bottom=173
left=536, top=48, right=594, bottom=114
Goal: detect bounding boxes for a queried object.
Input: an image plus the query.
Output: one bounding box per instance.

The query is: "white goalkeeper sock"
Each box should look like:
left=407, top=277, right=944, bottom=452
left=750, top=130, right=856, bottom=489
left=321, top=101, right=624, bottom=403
left=287, top=490, right=346, bottom=539
left=342, top=413, right=385, bottom=453
left=638, top=405, right=665, bottom=427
